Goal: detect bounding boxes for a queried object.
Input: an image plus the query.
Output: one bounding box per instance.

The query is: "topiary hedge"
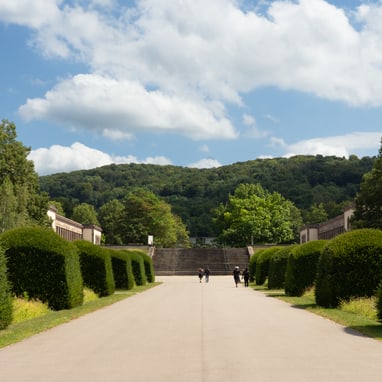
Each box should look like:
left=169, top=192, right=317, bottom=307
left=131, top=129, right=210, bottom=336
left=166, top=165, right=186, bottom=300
left=139, top=251, right=155, bottom=283
left=74, top=241, right=115, bottom=297
left=0, top=227, right=83, bottom=310
left=0, top=245, right=12, bottom=330
left=285, top=240, right=327, bottom=297
left=268, top=246, right=296, bottom=290
left=129, top=251, right=147, bottom=286
left=255, top=247, right=281, bottom=286
left=249, top=249, right=264, bottom=283
left=315, top=229, right=382, bottom=308
left=109, top=250, right=134, bottom=290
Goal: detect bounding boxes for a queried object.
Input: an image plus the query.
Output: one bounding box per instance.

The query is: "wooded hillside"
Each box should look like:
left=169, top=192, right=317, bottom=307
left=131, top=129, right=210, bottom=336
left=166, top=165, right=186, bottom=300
left=39, top=155, right=375, bottom=237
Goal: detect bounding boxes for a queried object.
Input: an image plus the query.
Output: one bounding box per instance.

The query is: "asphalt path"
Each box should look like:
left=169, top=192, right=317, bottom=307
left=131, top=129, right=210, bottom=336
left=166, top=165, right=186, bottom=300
left=1, top=276, right=382, bottom=381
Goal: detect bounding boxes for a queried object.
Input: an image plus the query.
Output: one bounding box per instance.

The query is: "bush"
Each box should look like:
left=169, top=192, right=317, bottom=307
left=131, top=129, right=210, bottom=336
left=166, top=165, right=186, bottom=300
left=74, top=241, right=115, bottom=297
left=285, top=240, right=326, bottom=297
left=109, top=250, right=134, bottom=290
left=376, top=281, right=382, bottom=322
left=249, top=249, right=264, bottom=282
left=268, top=246, right=296, bottom=290
left=129, top=251, right=147, bottom=286
left=315, top=229, right=382, bottom=308
left=0, top=245, right=12, bottom=329
left=255, top=247, right=281, bottom=286
left=139, top=251, right=155, bottom=283
left=1, top=227, right=83, bottom=310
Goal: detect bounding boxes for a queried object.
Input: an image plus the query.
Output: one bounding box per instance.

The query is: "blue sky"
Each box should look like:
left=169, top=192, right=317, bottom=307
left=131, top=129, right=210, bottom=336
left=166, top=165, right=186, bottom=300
left=1, top=0, right=381, bottom=175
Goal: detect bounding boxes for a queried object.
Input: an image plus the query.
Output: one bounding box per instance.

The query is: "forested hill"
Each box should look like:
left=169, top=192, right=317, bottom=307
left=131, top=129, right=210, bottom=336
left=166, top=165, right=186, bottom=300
left=39, top=155, right=375, bottom=237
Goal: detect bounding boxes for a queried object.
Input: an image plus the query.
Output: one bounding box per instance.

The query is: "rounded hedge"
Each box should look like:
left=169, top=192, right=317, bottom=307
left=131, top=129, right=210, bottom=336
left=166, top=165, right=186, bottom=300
left=0, top=245, right=12, bottom=330
left=74, top=241, right=115, bottom=297
left=109, top=250, right=134, bottom=290
left=0, top=227, right=83, bottom=310
left=255, top=247, right=281, bottom=286
left=315, top=229, right=382, bottom=308
left=249, top=249, right=264, bottom=283
left=139, top=251, right=155, bottom=283
left=129, top=251, right=147, bottom=286
left=285, top=240, right=327, bottom=297
left=268, top=246, right=296, bottom=290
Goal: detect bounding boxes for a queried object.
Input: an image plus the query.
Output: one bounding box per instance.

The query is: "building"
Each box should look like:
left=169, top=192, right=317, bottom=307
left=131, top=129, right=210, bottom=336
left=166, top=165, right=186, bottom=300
left=300, top=206, right=354, bottom=244
left=47, top=206, right=102, bottom=245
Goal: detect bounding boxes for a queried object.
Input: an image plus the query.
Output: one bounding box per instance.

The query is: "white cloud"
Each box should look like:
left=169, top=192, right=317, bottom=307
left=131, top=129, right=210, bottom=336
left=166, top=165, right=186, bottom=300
left=28, top=142, right=172, bottom=175
left=188, top=158, right=222, bottom=169
left=279, top=132, right=382, bottom=158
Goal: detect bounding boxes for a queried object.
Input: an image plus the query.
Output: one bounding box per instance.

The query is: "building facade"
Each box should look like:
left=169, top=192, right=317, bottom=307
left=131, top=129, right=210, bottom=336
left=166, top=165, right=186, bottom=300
left=47, top=206, right=102, bottom=245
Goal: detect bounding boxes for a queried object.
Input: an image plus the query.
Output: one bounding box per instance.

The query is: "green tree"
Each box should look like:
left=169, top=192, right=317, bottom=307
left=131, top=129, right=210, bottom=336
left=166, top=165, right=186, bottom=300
left=72, top=203, right=99, bottom=225
left=352, top=137, right=382, bottom=229
left=98, top=199, right=125, bottom=245
left=304, top=203, right=328, bottom=224
left=121, top=188, right=189, bottom=247
left=214, top=183, right=295, bottom=247
left=0, top=119, right=48, bottom=231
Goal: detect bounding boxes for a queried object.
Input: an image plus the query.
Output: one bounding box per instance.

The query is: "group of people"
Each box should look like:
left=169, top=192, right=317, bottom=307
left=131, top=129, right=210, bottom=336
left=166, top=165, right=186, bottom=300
left=197, top=266, right=249, bottom=287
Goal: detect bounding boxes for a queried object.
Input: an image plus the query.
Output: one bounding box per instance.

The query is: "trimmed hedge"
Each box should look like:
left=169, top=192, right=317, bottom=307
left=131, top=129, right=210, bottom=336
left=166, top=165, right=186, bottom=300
left=139, top=251, right=155, bottom=283
left=285, top=240, right=327, bottom=297
left=74, top=241, right=115, bottom=297
left=129, top=251, right=147, bottom=286
left=0, top=227, right=83, bottom=310
left=268, top=246, right=296, bottom=290
left=376, top=281, right=382, bottom=322
left=0, top=245, right=12, bottom=330
left=109, top=250, right=134, bottom=290
left=315, top=229, right=382, bottom=308
left=249, top=249, right=265, bottom=282
left=255, top=247, right=281, bottom=286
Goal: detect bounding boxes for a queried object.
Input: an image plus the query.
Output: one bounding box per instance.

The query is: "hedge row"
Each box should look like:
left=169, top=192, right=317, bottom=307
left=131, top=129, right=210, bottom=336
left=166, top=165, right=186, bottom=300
left=0, top=227, right=155, bottom=330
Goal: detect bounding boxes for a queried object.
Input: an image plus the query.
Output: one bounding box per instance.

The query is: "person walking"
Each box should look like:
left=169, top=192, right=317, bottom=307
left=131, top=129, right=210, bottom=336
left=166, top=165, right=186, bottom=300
left=233, top=266, right=241, bottom=287
left=198, top=268, right=204, bottom=283
left=204, top=267, right=210, bottom=282
left=242, top=267, right=249, bottom=287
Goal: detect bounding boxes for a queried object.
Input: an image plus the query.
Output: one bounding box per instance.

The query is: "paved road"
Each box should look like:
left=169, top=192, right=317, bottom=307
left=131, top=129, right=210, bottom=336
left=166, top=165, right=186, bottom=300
left=1, top=276, right=382, bottom=381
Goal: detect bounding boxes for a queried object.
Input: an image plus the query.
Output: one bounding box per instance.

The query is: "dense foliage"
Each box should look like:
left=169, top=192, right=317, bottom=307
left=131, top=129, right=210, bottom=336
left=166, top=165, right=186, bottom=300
left=130, top=251, right=147, bottom=286
left=39, top=155, right=375, bottom=238
left=74, top=241, right=115, bottom=297
left=214, top=184, right=298, bottom=246
left=353, top=138, right=382, bottom=229
left=315, top=229, right=382, bottom=308
left=284, top=240, right=327, bottom=297
left=0, top=227, right=84, bottom=310
left=255, top=247, right=281, bottom=285
left=0, top=120, right=49, bottom=232
left=0, top=245, right=12, bottom=329
left=109, top=250, right=135, bottom=290
left=268, top=245, right=297, bottom=289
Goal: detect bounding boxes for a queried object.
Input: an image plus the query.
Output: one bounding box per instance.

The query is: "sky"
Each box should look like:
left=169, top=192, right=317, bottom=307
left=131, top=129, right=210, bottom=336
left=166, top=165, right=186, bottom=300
left=1, top=0, right=382, bottom=176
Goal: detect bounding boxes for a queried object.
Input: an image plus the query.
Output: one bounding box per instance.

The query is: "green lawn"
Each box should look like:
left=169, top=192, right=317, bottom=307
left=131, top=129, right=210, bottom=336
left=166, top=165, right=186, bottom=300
left=253, top=284, right=382, bottom=341
left=0, top=283, right=160, bottom=349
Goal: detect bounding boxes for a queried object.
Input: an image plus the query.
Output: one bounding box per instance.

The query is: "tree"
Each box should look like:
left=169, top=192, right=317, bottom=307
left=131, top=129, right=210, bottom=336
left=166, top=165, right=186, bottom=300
left=98, top=199, right=125, bottom=245
left=72, top=203, right=99, bottom=225
left=304, top=203, right=328, bottom=224
left=0, top=119, right=48, bottom=231
left=214, top=183, right=296, bottom=247
left=352, top=137, right=382, bottom=229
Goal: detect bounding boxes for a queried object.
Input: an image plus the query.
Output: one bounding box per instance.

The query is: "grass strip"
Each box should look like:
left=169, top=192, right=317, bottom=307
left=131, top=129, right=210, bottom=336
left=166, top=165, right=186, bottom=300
left=0, top=282, right=161, bottom=349
left=253, top=284, right=382, bottom=341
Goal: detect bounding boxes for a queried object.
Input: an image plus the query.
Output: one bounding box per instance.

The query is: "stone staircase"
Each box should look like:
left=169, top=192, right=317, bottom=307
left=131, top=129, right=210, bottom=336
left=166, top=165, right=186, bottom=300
left=153, top=247, right=249, bottom=276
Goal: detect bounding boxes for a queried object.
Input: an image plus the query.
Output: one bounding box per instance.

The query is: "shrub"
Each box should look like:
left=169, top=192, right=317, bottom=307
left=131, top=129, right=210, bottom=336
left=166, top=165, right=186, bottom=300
left=249, top=249, right=264, bottom=282
left=376, top=281, right=382, bottom=322
left=109, top=250, right=134, bottom=290
left=129, top=251, right=147, bottom=286
left=268, top=246, right=296, bottom=289
left=285, top=240, right=326, bottom=297
left=1, top=227, right=83, bottom=310
left=74, top=241, right=115, bottom=297
left=315, top=229, right=382, bottom=308
left=255, top=247, right=281, bottom=286
left=0, top=245, right=12, bottom=329
left=139, top=251, right=155, bottom=283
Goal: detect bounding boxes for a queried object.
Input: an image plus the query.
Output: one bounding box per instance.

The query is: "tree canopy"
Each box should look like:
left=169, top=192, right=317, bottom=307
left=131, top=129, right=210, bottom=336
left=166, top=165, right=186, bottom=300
left=214, top=183, right=298, bottom=247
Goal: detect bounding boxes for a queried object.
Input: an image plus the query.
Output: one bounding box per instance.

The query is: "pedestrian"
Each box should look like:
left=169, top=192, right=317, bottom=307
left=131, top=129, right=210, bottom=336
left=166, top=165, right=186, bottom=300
left=233, top=266, right=240, bottom=288
left=198, top=268, right=204, bottom=283
left=204, top=267, right=210, bottom=282
left=242, top=267, right=249, bottom=287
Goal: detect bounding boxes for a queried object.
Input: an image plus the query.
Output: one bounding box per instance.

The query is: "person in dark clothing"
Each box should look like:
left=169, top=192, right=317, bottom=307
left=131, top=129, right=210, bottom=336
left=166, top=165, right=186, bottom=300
left=204, top=267, right=210, bottom=282
left=233, top=266, right=240, bottom=287
left=198, top=268, right=204, bottom=283
left=242, top=267, right=249, bottom=287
